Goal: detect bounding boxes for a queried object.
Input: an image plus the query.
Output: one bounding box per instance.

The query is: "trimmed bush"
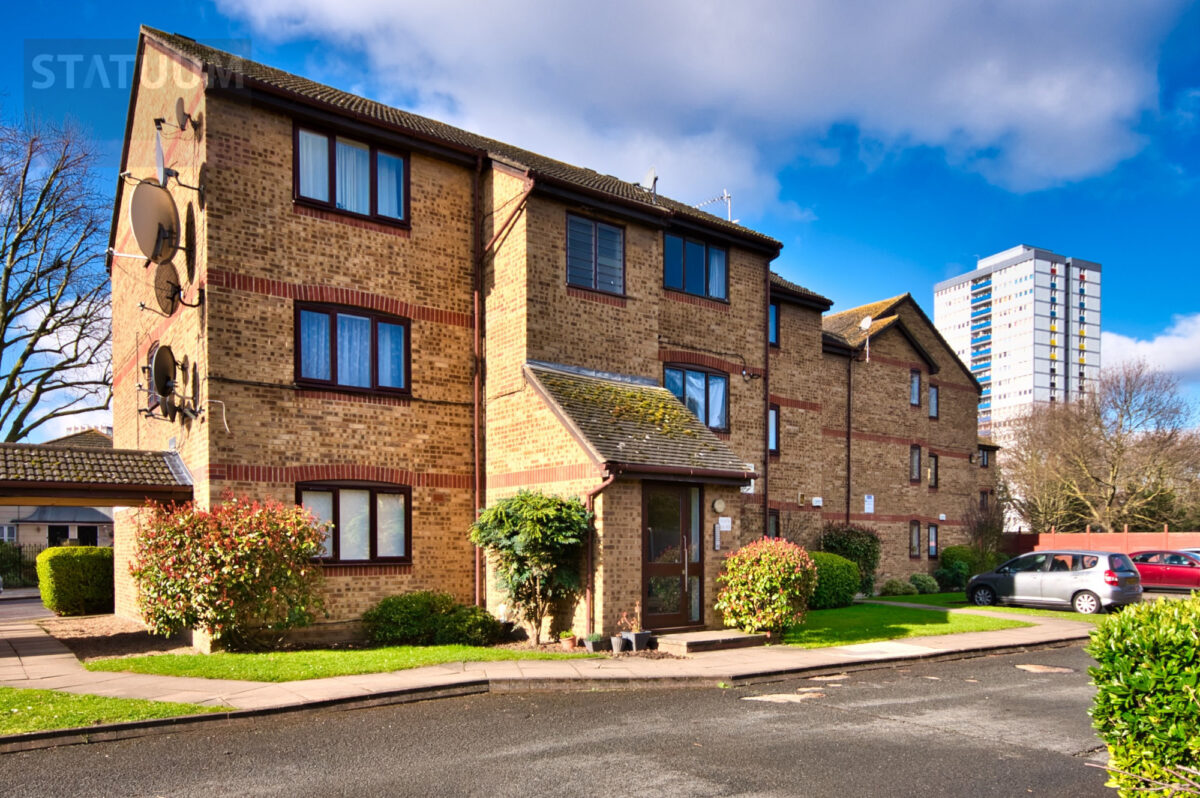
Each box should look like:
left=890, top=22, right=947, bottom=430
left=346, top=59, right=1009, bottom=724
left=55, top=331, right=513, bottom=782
left=715, top=538, right=817, bottom=634
left=809, top=552, right=859, bottom=610
left=879, top=578, right=918, bottom=596
left=934, top=560, right=971, bottom=592
left=940, top=545, right=1007, bottom=581
left=817, top=523, right=881, bottom=595
left=362, top=592, right=502, bottom=647
left=1086, top=595, right=1200, bottom=796
left=469, top=491, right=590, bottom=645
left=908, top=573, right=940, bottom=594
left=131, top=496, right=326, bottom=650
left=36, top=547, right=113, bottom=616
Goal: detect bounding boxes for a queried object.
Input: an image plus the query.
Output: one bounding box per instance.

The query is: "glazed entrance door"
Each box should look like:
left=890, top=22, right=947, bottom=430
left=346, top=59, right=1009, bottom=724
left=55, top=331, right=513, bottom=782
left=643, top=484, right=703, bottom=629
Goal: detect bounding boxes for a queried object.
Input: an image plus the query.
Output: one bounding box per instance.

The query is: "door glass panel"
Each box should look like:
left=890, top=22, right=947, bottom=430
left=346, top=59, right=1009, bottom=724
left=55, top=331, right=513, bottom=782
left=689, top=576, right=701, bottom=622
left=339, top=489, right=370, bottom=560
left=647, top=492, right=681, bottom=563
left=647, top=576, right=683, bottom=615
left=689, top=488, right=701, bottom=563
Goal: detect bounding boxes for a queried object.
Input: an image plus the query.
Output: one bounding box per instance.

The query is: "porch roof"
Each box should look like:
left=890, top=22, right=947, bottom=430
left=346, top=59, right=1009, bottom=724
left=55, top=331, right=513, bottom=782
left=0, top=443, right=193, bottom=506
left=525, top=362, right=757, bottom=484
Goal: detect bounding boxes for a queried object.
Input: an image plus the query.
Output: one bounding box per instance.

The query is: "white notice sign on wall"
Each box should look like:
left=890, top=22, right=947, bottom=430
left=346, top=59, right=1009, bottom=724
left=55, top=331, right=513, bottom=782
left=864, top=494, right=875, bottom=514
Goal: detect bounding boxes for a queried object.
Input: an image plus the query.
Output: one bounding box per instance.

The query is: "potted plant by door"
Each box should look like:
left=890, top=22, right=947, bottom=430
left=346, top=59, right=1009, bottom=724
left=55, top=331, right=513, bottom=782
left=619, top=601, right=652, bottom=651
left=559, top=629, right=577, bottom=651
left=583, top=632, right=608, bottom=653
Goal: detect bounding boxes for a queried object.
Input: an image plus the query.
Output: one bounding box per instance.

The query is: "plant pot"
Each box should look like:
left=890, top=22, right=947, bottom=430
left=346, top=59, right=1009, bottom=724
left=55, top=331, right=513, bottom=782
left=560, top=636, right=577, bottom=651
left=621, top=631, right=652, bottom=651
left=584, top=638, right=609, bottom=653
left=610, top=635, right=626, bottom=653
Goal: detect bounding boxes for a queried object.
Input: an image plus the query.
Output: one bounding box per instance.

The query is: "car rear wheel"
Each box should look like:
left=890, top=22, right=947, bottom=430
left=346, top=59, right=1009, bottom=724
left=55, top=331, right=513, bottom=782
left=1072, top=591, right=1102, bottom=614
left=970, top=586, right=997, bottom=606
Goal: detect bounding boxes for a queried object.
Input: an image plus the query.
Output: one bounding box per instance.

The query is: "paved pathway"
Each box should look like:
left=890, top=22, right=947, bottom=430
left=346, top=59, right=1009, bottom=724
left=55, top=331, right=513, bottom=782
left=0, top=603, right=1094, bottom=713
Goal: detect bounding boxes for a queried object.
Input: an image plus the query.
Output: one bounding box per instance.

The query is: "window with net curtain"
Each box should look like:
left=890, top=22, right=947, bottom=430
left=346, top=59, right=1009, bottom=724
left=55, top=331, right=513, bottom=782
left=297, top=306, right=408, bottom=394
left=299, top=485, right=410, bottom=562
left=664, top=366, right=728, bottom=430
left=296, top=127, right=406, bottom=222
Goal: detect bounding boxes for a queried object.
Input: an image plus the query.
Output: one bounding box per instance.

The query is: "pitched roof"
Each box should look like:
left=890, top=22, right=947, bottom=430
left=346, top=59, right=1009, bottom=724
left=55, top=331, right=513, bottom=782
left=43, top=429, right=114, bottom=450
left=140, top=27, right=780, bottom=253
left=769, top=272, right=833, bottom=310
left=0, top=443, right=191, bottom=488
left=11, top=506, right=114, bottom=524
left=524, top=362, right=755, bottom=482
left=822, top=294, right=909, bottom=348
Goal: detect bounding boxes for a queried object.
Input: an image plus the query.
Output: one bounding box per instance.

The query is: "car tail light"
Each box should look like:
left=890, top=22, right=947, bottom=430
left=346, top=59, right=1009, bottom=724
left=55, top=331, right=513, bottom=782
left=1104, top=570, right=1120, bottom=586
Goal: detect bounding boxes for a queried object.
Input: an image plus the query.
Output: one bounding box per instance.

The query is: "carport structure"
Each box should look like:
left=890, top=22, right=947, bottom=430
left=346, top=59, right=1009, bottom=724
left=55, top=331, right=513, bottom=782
left=0, top=442, right=192, bottom=507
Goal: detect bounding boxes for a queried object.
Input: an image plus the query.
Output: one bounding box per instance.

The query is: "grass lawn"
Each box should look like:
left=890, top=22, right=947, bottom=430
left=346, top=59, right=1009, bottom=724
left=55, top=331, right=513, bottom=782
left=783, top=603, right=1033, bottom=648
left=0, top=686, right=226, bottom=736
left=85, top=645, right=597, bottom=683
left=868, top=593, right=1105, bottom=624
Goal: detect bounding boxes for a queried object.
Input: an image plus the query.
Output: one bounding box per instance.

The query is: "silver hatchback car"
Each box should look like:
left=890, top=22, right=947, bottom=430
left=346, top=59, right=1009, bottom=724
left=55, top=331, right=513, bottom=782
left=967, top=550, right=1142, bottom=614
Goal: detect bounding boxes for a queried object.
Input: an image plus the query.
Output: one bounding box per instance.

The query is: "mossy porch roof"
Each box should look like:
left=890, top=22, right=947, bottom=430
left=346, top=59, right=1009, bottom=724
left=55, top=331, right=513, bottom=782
left=525, top=363, right=754, bottom=480
left=0, top=443, right=191, bottom=487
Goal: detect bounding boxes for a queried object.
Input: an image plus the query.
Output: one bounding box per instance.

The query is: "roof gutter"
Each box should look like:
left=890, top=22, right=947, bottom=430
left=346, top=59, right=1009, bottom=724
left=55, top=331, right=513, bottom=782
left=605, top=461, right=757, bottom=485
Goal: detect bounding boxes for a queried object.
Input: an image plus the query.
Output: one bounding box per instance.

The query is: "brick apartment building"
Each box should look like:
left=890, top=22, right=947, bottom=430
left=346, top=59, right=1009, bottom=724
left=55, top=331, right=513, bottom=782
left=107, top=27, right=996, bottom=640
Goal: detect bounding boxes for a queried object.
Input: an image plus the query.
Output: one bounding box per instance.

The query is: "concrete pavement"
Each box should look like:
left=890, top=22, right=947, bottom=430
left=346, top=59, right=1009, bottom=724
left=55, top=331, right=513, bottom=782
left=1, top=601, right=1093, bottom=723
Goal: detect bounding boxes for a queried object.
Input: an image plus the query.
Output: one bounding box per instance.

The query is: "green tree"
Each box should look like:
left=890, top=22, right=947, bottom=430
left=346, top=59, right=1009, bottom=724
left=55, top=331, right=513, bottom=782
left=469, top=491, right=590, bottom=645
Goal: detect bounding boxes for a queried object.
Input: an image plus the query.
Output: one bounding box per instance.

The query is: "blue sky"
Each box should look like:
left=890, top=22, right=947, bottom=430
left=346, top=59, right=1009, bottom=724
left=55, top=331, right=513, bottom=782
left=4, top=1, right=1199, bottom=437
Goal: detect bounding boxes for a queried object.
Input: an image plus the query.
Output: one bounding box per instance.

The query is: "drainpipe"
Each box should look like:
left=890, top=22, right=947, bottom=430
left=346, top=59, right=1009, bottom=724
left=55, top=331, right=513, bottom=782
left=844, top=352, right=854, bottom=523
left=762, top=267, right=771, bottom=538
left=472, top=154, right=484, bottom=606
left=584, top=473, right=617, bottom=636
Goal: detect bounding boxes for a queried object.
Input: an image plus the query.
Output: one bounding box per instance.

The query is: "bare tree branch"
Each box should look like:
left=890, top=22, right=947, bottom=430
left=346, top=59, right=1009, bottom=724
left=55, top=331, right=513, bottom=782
left=0, top=116, right=110, bottom=442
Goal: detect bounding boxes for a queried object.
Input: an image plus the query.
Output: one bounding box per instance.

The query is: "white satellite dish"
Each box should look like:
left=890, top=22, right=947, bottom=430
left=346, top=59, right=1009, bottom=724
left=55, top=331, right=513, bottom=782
left=860, top=315, right=873, bottom=362
left=129, top=179, right=180, bottom=264
left=639, top=167, right=658, bottom=194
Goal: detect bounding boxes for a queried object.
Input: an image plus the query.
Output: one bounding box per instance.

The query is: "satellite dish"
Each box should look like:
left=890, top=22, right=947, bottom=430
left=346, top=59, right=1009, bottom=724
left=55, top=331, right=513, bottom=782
left=129, top=179, right=180, bottom=264
left=150, top=345, right=179, bottom=422
left=639, top=167, right=658, bottom=194
left=154, top=262, right=181, bottom=315
left=175, top=98, right=190, bottom=131
left=859, top=315, right=873, bottom=332
left=184, top=203, right=197, bottom=280
left=155, top=129, right=166, bottom=186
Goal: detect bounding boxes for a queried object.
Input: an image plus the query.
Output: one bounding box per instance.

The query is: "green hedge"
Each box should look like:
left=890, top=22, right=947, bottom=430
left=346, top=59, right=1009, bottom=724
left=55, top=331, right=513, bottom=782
left=878, top=578, right=918, bottom=596
left=362, top=591, right=502, bottom=647
left=817, top=523, right=881, bottom=595
left=809, top=552, right=859, bottom=610
left=908, top=573, right=940, bottom=594
left=36, top=547, right=113, bottom=616
left=1087, top=596, right=1200, bottom=795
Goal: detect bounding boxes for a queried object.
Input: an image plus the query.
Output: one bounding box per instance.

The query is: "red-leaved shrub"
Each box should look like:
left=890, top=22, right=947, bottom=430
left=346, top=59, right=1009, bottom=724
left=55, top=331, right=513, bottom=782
left=714, top=538, right=817, bottom=635
left=131, top=495, right=326, bottom=649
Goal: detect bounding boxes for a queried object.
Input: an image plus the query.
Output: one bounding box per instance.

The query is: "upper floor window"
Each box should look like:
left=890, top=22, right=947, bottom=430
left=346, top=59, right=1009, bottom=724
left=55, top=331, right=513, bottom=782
left=909, top=371, right=921, bottom=406
left=664, top=233, right=727, bottom=301
left=928, top=453, right=939, bottom=488
left=929, top=385, right=939, bottom=418
left=979, top=448, right=990, bottom=468
left=296, top=304, right=409, bottom=395
left=296, top=126, right=407, bottom=224
left=909, top=445, right=922, bottom=482
left=768, top=404, right=780, bottom=453
left=299, top=483, right=411, bottom=563
left=566, top=214, right=624, bottom=294
left=768, top=302, right=780, bottom=346
left=664, top=365, right=728, bottom=431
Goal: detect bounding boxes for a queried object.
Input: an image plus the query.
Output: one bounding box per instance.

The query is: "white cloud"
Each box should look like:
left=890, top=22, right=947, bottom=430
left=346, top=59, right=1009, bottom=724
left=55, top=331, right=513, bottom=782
left=1102, top=314, right=1200, bottom=386
left=218, top=0, right=1183, bottom=215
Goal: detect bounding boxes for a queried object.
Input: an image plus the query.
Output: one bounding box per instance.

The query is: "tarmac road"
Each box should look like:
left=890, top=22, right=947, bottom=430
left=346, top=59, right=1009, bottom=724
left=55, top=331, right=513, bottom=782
left=1, top=644, right=1108, bottom=798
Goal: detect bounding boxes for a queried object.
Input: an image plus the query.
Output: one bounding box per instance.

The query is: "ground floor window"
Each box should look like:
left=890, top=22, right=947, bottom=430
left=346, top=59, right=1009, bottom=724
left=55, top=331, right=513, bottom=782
left=0, top=524, right=14, bottom=543
left=928, top=523, right=939, bottom=559
left=298, top=483, right=411, bottom=563
left=909, top=520, right=921, bottom=558
left=766, top=509, right=780, bottom=539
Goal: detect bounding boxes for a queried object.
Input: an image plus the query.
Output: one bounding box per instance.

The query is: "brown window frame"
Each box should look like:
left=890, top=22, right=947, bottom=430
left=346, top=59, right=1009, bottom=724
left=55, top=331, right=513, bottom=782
left=909, top=445, right=922, bottom=483
left=293, top=123, right=411, bottom=229
left=296, top=482, right=413, bottom=564
left=909, top=520, right=922, bottom=559
left=980, top=490, right=990, bottom=511
left=766, top=509, right=781, bottom=539
left=929, top=384, right=939, bottom=419
left=928, top=453, right=939, bottom=489
left=768, top=301, right=780, bottom=347
left=979, top=448, right=990, bottom=468
left=565, top=213, right=626, bottom=296
left=664, top=364, right=731, bottom=433
left=909, top=370, right=921, bottom=406
left=294, top=302, right=412, bottom=397
left=768, top=404, right=780, bottom=454
left=928, top=523, right=939, bottom=559
left=663, top=232, right=729, bottom=302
